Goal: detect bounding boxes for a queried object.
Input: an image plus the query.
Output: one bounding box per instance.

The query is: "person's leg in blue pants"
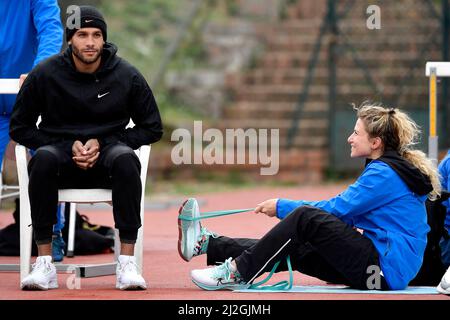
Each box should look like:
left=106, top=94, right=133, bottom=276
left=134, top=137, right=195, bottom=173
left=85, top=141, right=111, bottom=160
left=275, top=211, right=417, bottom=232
left=52, top=203, right=66, bottom=262
left=0, top=116, right=11, bottom=178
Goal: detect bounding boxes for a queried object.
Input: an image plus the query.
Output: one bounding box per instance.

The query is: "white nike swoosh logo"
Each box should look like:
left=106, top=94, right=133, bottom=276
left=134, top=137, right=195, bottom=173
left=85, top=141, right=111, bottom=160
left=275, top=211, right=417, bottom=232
left=85, top=19, right=93, bottom=23
left=97, top=92, right=110, bottom=98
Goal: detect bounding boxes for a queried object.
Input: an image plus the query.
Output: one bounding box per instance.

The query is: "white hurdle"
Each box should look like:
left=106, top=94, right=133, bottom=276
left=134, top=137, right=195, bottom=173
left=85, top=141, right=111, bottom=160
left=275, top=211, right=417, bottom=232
left=425, top=62, right=450, bottom=164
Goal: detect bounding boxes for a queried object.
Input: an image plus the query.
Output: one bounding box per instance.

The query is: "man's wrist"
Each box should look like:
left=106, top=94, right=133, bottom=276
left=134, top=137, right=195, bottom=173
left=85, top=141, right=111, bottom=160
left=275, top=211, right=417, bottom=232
left=96, top=137, right=103, bottom=150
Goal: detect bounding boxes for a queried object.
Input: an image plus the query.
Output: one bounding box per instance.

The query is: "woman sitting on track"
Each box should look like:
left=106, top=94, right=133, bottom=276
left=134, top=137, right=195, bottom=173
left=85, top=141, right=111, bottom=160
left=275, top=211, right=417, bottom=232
left=178, top=103, right=441, bottom=291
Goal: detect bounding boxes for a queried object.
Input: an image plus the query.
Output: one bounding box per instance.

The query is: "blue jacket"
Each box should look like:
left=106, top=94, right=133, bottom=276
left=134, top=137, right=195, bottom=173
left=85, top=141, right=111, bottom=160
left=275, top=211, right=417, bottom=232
left=277, top=160, right=429, bottom=290
left=0, top=0, right=62, bottom=115
left=439, top=150, right=450, bottom=231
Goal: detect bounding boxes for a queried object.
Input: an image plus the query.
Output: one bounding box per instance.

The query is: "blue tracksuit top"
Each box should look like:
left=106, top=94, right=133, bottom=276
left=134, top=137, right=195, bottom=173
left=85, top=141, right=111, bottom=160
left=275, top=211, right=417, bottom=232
left=0, top=0, right=62, bottom=115
left=277, top=160, right=429, bottom=290
left=439, top=150, right=450, bottom=231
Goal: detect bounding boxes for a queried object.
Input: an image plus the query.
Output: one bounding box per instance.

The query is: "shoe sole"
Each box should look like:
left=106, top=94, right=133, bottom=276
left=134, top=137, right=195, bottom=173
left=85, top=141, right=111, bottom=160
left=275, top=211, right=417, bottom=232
left=177, top=199, right=190, bottom=262
left=177, top=199, right=199, bottom=262
left=117, top=284, right=147, bottom=290
left=437, top=283, right=450, bottom=295
left=191, top=278, right=245, bottom=291
left=177, top=219, right=190, bottom=262
left=21, top=283, right=48, bottom=290
left=21, top=281, right=58, bottom=291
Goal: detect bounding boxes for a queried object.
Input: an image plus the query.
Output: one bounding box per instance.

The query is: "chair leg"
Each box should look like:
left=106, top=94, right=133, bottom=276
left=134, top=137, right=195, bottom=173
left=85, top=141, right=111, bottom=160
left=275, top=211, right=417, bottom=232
left=135, top=228, right=143, bottom=271
left=135, top=145, right=150, bottom=271
left=19, top=193, right=32, bottom=283
left=114, top=229, right=120, bottom=261
left=67, top=203, right=77, bottom=257
left=135, top=197, right=145, bottom=270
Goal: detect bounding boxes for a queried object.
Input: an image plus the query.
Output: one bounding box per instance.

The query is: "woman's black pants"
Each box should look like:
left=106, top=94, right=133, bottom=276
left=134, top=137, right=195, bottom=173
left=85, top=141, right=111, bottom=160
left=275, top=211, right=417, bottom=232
left=206, top=206, right=389, bottom=290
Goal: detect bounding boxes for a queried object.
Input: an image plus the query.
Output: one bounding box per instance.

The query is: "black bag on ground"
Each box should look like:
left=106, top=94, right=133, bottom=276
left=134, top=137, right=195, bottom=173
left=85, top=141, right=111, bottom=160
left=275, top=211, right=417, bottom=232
left=410, top=190, right=450, bottom=286
left=0, top=199, right=38, bottom=256
left=0, top=199, right=114, bottom=256
left=61, top=204, right=115, bottom=255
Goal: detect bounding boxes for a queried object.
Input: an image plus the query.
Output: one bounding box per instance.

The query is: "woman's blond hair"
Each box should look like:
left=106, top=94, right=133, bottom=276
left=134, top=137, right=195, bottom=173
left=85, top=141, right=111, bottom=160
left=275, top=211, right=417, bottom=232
left=355, top=102, right=441, bottom=199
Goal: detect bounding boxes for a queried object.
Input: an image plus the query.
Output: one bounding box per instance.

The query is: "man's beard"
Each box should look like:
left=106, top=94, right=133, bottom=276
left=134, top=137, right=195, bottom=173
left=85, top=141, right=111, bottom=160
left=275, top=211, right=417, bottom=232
left=72, top=45, right=103, bottom=65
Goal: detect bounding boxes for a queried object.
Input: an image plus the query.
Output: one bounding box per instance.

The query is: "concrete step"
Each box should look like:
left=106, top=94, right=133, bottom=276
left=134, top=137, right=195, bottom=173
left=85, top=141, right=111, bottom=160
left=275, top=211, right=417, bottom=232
left=225, top=101, right=328, bottom=114
left=259, top=50, right=436, bottom=68
left=223, top=109, right=325, bottom=120
left=232, top=84, right=427, bottom=102
left=263, top=25, right=441, bottom=51
left=271, top=19, right=439, bottom=34
left=216, top=119, right=329, bottom=147
left=232, top=67, right=427, bottom=86
left=266, top=33, right=436, bottom=46
left=219, top=117, right=327, bottom=129
left=283, top=135, right=328, bottom=148
left=282, top=1, right=436, bottom=20
left=194, top=126, right=329, bottom=149
left=266, top=43, right=441, bottom=56
left=266, top=38, right=440, bottom=54
left=179, top=117, right=330, bottom=149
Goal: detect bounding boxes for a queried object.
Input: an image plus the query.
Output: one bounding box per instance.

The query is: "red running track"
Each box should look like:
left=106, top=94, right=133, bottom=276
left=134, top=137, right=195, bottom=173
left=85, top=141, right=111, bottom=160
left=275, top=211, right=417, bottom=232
left=0, top=184, right=448, bottom=300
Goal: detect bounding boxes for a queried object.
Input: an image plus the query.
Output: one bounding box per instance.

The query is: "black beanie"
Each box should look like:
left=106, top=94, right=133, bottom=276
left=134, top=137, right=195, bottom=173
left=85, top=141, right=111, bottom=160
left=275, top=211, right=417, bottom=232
left=66, top=5, right=107, bottom=42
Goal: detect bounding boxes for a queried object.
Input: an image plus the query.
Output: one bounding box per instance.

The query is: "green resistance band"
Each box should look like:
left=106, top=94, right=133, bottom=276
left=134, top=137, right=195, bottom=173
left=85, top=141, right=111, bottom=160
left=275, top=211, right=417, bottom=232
left=178, top=208, right=255, bottom=221
left=247, top=256, right=293, bottom=291
left=179, top=205, right=294, bottom=291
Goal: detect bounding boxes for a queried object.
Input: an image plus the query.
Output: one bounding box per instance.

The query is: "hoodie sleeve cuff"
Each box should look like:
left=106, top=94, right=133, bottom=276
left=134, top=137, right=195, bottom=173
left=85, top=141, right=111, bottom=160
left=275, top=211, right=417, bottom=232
left=98, top=133, right=123, bottom=150
left=276, top=198, right=305, bottom=219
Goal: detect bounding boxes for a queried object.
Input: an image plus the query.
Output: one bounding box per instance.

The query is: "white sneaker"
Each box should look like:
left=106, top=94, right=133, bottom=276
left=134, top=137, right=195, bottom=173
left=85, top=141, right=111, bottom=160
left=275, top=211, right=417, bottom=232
left=178, top=198, right=201, bottom=261
left=21, top=256, right=58, bottom=290
left=116, top=255, right=147, bottom=290
left=191, top=258, right=246, bottom=290
left=437, top=266, right=450, bottom=294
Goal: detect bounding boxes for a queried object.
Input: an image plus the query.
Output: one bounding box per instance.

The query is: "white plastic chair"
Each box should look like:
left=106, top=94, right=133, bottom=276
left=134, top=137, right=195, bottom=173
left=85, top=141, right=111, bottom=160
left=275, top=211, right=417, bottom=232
left=16, top=144, right=150, bottom=281
left=1, top=78, right=151, bottom=282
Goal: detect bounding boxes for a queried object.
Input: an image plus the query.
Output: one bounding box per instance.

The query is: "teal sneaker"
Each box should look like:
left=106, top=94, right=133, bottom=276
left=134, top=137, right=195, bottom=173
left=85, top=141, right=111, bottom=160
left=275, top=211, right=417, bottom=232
left=191, top=258, right=246, bottom=290
left=178, top=198, right=201, bottom=261
left=178, top=198, right=219, bottom=261
left=52, top=233, right=65, bottom=263
left=193, top=226, right=217, bottom=257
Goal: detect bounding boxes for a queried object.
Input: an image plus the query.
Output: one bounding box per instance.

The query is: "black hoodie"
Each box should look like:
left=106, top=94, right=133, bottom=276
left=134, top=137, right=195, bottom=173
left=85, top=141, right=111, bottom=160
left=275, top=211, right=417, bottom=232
left=10, top=42, right=163, bottom=151
left=365, top=150, right=433, bottom=196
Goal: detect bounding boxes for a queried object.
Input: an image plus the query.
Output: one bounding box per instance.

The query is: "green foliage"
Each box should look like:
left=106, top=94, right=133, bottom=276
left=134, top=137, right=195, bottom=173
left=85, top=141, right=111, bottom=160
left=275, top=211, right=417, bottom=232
left=224, top=0, right=239, bottom=16
left=99, top=0, right=235, bottom=129
left=157, top=90, right=204, bottom=124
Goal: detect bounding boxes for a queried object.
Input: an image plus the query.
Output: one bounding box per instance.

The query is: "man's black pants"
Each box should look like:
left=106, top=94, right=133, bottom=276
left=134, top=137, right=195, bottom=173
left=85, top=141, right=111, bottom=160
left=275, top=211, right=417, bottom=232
left=207, top=206, right=390, bottom=290
left=28, top=142, right=141, bottom=245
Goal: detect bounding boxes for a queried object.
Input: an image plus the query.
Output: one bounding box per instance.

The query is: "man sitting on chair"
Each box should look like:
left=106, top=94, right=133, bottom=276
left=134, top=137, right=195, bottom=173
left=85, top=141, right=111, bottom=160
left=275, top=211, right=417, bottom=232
left=9, top=5, right=163, bottom=290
